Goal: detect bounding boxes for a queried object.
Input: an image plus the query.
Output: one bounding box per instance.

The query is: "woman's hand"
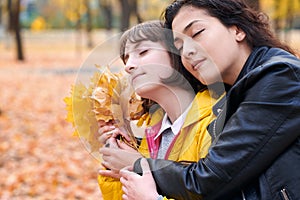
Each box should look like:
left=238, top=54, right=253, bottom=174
left=119, top=158, right=159, bottom=200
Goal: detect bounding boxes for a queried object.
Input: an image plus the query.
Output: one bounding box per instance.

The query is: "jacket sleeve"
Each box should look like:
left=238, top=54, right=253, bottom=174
left=134, top=62, right=300, bottom=200
left=97, top=175, right=123, bottom=200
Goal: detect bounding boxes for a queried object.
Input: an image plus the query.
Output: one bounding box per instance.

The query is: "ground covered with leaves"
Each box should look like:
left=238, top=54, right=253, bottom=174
left=0, top=30, right=108, bottom=199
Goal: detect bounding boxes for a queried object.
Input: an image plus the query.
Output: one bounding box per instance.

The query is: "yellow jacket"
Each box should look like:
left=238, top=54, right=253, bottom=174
left=98, top=90, right=216, bottom=199
left=97, top=108, right=163, bottom=200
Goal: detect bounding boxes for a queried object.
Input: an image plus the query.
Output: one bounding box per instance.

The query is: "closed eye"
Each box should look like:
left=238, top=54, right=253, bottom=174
left=192, top=29, right=205, bottom=38
left=139, top=49, right=148, bottom=56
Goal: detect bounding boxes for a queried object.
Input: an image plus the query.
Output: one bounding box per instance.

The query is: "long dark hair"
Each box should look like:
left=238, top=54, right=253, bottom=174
left=163, top=0, right=295, bottom=54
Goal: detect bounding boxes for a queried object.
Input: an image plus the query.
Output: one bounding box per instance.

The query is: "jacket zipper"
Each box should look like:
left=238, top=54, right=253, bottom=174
left=213, top=108, right=223, bottom=138
left=241, top=190, right=246, bottom=200
left=280, top=188, right=290, bottom=200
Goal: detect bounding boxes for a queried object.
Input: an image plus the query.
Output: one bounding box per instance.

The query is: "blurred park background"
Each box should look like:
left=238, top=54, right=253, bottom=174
left=0, top=0, right=299, bottom=199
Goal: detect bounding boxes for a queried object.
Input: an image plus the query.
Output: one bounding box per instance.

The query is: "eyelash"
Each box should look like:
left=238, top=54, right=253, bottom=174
left=124, top=49, right=149, bottom=63
left=192, top=28, right=205, bottom=38
left=139, top=49, right=148, bottom=55
left=176, top=29, right=205, bottom=54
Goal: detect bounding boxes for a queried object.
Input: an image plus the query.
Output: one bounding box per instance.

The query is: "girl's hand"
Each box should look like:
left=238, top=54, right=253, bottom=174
left=120, top=158, right=159, bottom=200
left=100, top=144, right=142, bottom=171
left=97, top=125, right=117, bottom=145
left=95, top=120, right=116, bottom=145
left=96, top=121, right=132, bottom=146
left=98, top=168, right=121, bottom=179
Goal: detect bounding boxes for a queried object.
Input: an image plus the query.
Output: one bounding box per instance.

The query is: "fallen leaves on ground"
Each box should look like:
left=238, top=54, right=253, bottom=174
left=0, top=32, right=103, bottom=199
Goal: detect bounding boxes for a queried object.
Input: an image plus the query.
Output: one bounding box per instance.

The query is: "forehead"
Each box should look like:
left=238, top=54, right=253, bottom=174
left=172, top=6, right=209, bottom=35
left=124, top=40, right=166, bottom=53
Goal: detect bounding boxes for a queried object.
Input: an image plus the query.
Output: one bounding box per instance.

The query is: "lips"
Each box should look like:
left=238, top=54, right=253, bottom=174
left=192, top=59, right=206, bottom=70
left=131, top=73, right=145, bottom=82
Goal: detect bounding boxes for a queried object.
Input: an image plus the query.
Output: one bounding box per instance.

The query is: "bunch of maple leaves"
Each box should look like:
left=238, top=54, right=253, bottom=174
left=63, top=65, right=146, bottom=162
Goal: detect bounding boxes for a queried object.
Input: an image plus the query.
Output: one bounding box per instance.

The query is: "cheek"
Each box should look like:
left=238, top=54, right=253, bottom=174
left=204, top=32, right=236, bottom=68
left=159, top=69, right=173, bottom=79
left=181, top=58, right=192, bottom=72
left=208, top=49, right=232, bottom=78
left=182, top=59, right=200, bottom=80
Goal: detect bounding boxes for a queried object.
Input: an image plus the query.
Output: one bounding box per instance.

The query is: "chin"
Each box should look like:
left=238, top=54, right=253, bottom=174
left=197, top=71, right=220, bottom=85
left=194, top=74, right=208, bottom=85
left=135, top=86, right=157, bottom=99
left=135, top=86, right=148, bottom=97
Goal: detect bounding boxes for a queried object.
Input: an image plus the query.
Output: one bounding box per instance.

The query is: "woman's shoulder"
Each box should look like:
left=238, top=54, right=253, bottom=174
left=193, top=89, right=219, bottom=108
left=238, top=47, right=300, bottom=85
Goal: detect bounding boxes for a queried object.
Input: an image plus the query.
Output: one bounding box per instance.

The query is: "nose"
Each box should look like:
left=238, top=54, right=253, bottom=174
left=182, top=38, right=196, bottom=60
left=125, top=56, right=138, bottom=74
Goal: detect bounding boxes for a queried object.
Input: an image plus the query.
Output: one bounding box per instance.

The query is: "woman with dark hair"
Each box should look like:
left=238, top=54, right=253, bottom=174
left=120, top=0, right=300, bottom=200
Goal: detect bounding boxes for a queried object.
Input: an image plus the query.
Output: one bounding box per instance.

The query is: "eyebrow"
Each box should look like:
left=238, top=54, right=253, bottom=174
left=124, top=40, right=149, bottom=61
left=174, top=20, right=202, bottom=43
left=125, top=41, right=143, bottom=55
left=132, top=42, right=143, bottom=50
left=183, top=20, right=202, bottom=33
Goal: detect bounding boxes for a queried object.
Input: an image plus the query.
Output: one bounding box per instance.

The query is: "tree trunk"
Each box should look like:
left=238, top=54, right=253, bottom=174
left=0, top=0, right=2, bottom=25
left=75, top=2, right=82, bottom=56
left=131, top=0, right=142, bottom=23
left=99, top=0, right=113, bottom=31
left=84, top=0, right=93, bottom=48
left=283, top=0, right=295, bottom=43
left=9, top=0, right=24, bottom=61
left=7, top=0, right=12, bottom=31
left=273, top=0, right=281, bottom=37
left=119, top=0, right=130, bottom=32
left=119, top=0, right=143, bottom=31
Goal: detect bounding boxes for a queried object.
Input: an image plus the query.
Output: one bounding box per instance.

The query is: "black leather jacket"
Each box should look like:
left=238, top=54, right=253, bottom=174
left=134, top=47, right=300, bottom=200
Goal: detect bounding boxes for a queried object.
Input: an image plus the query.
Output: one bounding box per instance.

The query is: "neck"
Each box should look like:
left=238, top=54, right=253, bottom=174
left=225, top=42, right=252, bottom=85
left=149, top=87, right=195, bottom=123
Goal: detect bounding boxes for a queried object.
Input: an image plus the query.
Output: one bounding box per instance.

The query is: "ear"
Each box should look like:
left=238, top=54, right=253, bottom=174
left=234, top=26, right=246, bottom=42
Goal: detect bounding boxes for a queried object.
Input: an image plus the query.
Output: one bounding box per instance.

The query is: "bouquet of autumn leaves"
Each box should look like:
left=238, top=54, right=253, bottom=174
left=64, top=65, right=148, bottom=161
